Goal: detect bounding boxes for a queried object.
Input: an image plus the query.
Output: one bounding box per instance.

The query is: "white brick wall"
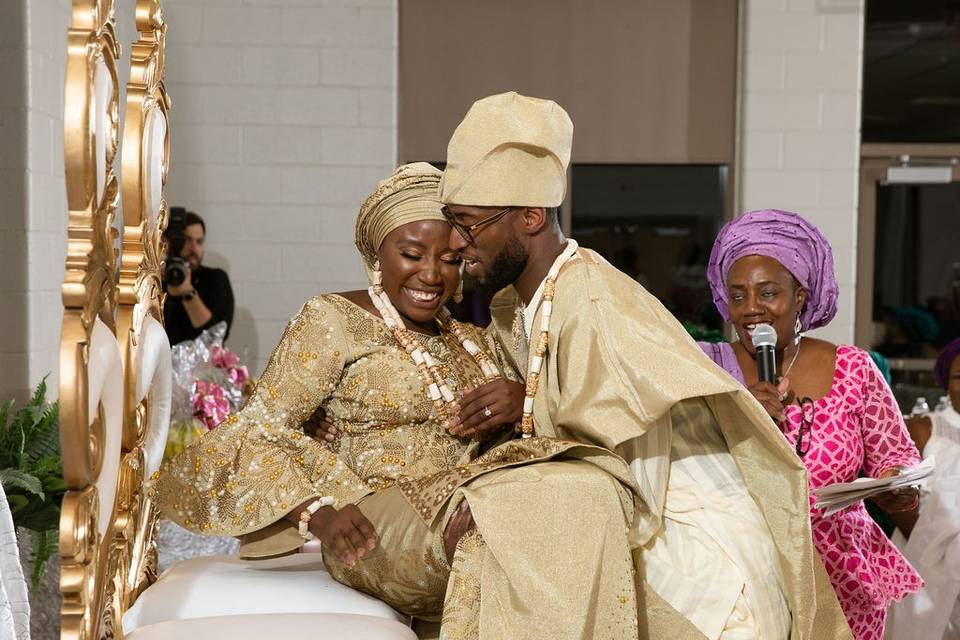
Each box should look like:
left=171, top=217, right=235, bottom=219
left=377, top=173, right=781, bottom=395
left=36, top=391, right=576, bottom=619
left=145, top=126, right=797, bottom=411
left=24, top=0, right=71, bottom=399
left=739, top=0, right=864, bottom=345
left=0, top=0, right=398, bottom=395
left=161, top=0, right=398, bottom=375
left=0, top=1, right=28, bottom=404
left=0, top=0, right=71, bottom=405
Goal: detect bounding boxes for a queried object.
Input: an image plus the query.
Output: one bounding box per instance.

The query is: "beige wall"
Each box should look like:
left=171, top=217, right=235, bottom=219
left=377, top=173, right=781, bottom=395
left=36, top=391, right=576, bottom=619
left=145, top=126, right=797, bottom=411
left=0, top=0, right=29, bottom=403
left=399, top=0, right=738, bottom=166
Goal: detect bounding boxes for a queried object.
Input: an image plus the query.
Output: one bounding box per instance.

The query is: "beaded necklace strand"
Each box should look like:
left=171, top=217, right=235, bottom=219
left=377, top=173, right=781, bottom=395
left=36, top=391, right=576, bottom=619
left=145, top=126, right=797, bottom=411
left=368, top=266, right=499, bottom=423
left=518, top=240, right=579, bottom=438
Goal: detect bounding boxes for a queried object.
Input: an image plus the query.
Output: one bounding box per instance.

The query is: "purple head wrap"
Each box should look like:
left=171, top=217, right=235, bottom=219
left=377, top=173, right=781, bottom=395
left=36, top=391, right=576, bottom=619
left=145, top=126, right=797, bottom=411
left=934, top=337, right=960, bottom=389
left=707, top=209, right=839, bottom=331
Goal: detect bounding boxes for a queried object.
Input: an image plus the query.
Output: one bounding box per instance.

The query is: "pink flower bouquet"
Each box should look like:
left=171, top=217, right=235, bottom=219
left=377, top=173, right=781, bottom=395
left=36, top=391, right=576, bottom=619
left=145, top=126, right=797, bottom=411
left=211, top=344, right=249, bottom=387
left=192, top=379, right=231, bottom=429
left=164, top=322, right=250, bottom=462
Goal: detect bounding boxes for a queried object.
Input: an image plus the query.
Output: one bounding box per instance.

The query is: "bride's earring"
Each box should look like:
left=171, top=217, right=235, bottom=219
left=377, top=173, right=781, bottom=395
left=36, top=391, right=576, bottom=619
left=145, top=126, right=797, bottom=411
left=794, top=315, right=803, bottom=345
left=372, top=260, right=383, bottom=291
left=453, top=278, right=464, bottom=304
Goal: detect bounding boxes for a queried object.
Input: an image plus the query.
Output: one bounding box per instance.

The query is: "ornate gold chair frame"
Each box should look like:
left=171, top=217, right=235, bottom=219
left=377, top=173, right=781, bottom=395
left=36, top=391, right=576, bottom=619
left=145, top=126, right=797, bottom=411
left=57, top=3, right=418, bottom=639
left=60, top=2, right=171, bottom=638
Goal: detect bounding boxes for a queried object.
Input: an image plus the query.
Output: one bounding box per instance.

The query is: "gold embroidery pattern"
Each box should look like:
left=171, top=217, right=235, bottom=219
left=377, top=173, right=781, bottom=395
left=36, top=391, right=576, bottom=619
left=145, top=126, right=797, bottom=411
left=439, top=530, right=485, bottom=640
left=324, top=532, right=450, bottom=620
left=151, top=294, right=493, bottom=538
left=396, top=437, right=586, bottom=524
left=322, top=295, right=485, bottom=487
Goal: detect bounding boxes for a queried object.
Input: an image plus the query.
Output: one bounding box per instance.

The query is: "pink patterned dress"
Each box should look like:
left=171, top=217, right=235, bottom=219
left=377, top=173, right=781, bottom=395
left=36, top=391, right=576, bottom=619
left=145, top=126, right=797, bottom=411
left=700, top=342, right=923, bottom=640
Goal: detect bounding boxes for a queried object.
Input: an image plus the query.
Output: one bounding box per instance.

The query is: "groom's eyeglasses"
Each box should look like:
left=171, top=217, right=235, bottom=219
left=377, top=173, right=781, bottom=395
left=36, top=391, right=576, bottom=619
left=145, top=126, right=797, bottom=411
left=442, top=206, right=514, bottom=245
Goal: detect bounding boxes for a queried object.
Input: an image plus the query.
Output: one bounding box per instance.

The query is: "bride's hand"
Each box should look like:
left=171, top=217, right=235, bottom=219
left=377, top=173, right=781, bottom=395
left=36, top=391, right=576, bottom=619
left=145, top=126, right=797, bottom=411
left=310, top=504, right=377, bottom=568
left=449, top=379, right=525, bottom=439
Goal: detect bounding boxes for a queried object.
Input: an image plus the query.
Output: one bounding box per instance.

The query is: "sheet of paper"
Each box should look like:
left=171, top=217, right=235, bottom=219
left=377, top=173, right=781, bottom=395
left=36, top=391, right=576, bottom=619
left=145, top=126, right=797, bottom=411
left=812, top=457, right=935, bottom=516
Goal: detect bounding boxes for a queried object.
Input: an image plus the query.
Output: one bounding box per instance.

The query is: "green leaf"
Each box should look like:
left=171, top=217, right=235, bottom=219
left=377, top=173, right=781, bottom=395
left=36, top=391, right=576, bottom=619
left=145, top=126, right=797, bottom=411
left=7, top=411, right=30, bottom=469
left=0, top=399, right=22, bottom=469
left=0, top=398, right=13, bottom=436
left=17, top=392, right=59, bottom=473
left=24, top=410, right=59, bottom=468
left=41, top=479, right=66, bottom=496
left=15, top=501, right=60, bottom=531
left=32, top=377, right=47, bottom=404
left=32, top=454, right=60, bottom=477
left=30, top=528, right=56, bottom=588
left=7, top=494, right=28, bottom=513
left=1, top=378, right=62, bottom=537
left=37, top=461, right=66, bottom=495
left=16, top=409, right=42, bottom=464
left=0, top=468, right=44, bottom=498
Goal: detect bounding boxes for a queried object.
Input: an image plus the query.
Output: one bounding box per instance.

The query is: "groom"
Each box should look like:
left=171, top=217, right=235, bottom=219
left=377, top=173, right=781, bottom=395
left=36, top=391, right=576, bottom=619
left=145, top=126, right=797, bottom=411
left=444, top=91, right=851, bottom=640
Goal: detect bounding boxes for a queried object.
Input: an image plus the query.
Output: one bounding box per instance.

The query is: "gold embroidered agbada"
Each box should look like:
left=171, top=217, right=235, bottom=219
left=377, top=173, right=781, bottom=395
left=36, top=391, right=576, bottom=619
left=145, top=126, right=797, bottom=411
left=477, top=246, right=852, bottom=640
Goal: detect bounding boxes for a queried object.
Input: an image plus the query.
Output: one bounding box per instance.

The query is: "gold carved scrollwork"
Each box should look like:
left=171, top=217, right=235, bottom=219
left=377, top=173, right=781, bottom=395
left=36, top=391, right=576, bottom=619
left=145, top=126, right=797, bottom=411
left=115, top=0, right=171, bottom=635
left=59, top=487, right=102, bottom=640
left=61, top=1, right=122, bottom=638
left=63, top=0, right=120, bottom=333
left=61, top=0, right=171, bottom=638
left=119, top=0, right=169, bottom=450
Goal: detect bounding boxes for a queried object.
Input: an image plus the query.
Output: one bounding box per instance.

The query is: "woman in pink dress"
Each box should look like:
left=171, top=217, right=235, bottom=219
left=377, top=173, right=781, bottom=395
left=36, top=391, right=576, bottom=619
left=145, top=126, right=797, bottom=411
left=699, top=209, right=923, bottom=640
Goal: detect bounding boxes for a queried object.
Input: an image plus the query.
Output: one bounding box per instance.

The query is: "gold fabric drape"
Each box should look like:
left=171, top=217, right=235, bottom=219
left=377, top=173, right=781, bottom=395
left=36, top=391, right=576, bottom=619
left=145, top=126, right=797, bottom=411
left=485, top=247, right=852, bottom=640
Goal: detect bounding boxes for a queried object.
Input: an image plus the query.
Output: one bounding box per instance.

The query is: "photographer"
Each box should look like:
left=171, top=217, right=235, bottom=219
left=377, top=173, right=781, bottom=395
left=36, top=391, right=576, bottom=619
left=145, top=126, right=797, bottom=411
left=163, top=208, right=234, bottom=345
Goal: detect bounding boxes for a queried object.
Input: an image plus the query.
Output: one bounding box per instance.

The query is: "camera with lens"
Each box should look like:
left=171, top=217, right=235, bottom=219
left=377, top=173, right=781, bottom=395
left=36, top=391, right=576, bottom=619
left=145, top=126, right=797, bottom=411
left=164, top=206, right=190, bottom=286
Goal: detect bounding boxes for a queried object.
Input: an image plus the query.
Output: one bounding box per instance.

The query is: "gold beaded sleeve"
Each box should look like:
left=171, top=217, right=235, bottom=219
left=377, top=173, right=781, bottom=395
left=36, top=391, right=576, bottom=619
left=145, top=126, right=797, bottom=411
left=150, top=296, right=371, bottom=537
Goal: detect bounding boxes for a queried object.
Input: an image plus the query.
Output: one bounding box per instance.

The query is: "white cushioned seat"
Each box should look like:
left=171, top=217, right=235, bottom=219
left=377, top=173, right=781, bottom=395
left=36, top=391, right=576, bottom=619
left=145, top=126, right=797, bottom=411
left=125, top=612, right=418, bottom=640
left=122, top=554, right=408, bottom=635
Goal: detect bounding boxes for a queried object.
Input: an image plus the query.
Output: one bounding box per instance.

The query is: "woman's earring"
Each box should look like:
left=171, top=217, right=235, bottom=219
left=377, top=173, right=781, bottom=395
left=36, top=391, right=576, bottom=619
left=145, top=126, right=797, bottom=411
left=453, top=279, right=464, bottom=304
left=794, top=315, right=803, bottom=344
left=372, top=260, right=383, bottom=291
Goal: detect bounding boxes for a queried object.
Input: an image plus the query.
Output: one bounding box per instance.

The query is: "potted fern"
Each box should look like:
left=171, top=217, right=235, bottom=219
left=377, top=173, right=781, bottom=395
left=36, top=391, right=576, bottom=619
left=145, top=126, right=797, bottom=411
left=0, top=377, right=65, bottom=587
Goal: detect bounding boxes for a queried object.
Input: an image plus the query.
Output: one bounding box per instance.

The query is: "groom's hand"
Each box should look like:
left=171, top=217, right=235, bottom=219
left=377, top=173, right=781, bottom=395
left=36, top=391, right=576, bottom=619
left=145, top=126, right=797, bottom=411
left=450, top=379, right=525, bottom=439
left=303, top=405, right=337, bottom=443
left=442, top=501, right=476, bottom=565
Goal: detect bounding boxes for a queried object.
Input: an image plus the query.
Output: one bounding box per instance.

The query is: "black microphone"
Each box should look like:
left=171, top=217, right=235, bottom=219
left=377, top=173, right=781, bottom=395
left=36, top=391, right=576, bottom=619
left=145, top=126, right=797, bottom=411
left=751, top=323, right=778, bottom=384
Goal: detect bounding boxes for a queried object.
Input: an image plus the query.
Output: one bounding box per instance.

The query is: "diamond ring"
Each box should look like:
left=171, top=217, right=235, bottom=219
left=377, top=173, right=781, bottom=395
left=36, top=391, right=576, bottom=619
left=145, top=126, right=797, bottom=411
left=483, top=406, right=493, bottom=418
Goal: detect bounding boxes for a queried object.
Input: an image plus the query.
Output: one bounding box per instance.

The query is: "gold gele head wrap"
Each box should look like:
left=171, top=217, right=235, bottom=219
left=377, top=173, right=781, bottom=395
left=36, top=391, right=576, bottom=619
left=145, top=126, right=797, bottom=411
left=440, top=91, right=573, bottom=208
left=354, top=162, right=446, bottom=273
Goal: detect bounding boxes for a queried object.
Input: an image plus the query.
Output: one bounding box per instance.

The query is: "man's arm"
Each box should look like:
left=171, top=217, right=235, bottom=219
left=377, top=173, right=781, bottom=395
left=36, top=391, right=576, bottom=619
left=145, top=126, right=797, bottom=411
left=181, top=289, right=214, bottom=328
left=206, top=269, right=235, bottom=339
left=169, top=268, right=234, bottom=334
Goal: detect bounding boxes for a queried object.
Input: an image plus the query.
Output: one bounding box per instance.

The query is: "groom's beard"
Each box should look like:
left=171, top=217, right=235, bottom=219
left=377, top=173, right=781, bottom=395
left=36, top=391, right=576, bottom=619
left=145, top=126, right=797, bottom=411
left=477, top=235, right=528, bottom=297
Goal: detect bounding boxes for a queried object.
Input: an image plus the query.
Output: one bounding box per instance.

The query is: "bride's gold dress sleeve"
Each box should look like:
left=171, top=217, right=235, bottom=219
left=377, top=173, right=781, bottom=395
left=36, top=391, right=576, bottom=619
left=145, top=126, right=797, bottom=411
left=149, top=296, right=369, bottom=537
